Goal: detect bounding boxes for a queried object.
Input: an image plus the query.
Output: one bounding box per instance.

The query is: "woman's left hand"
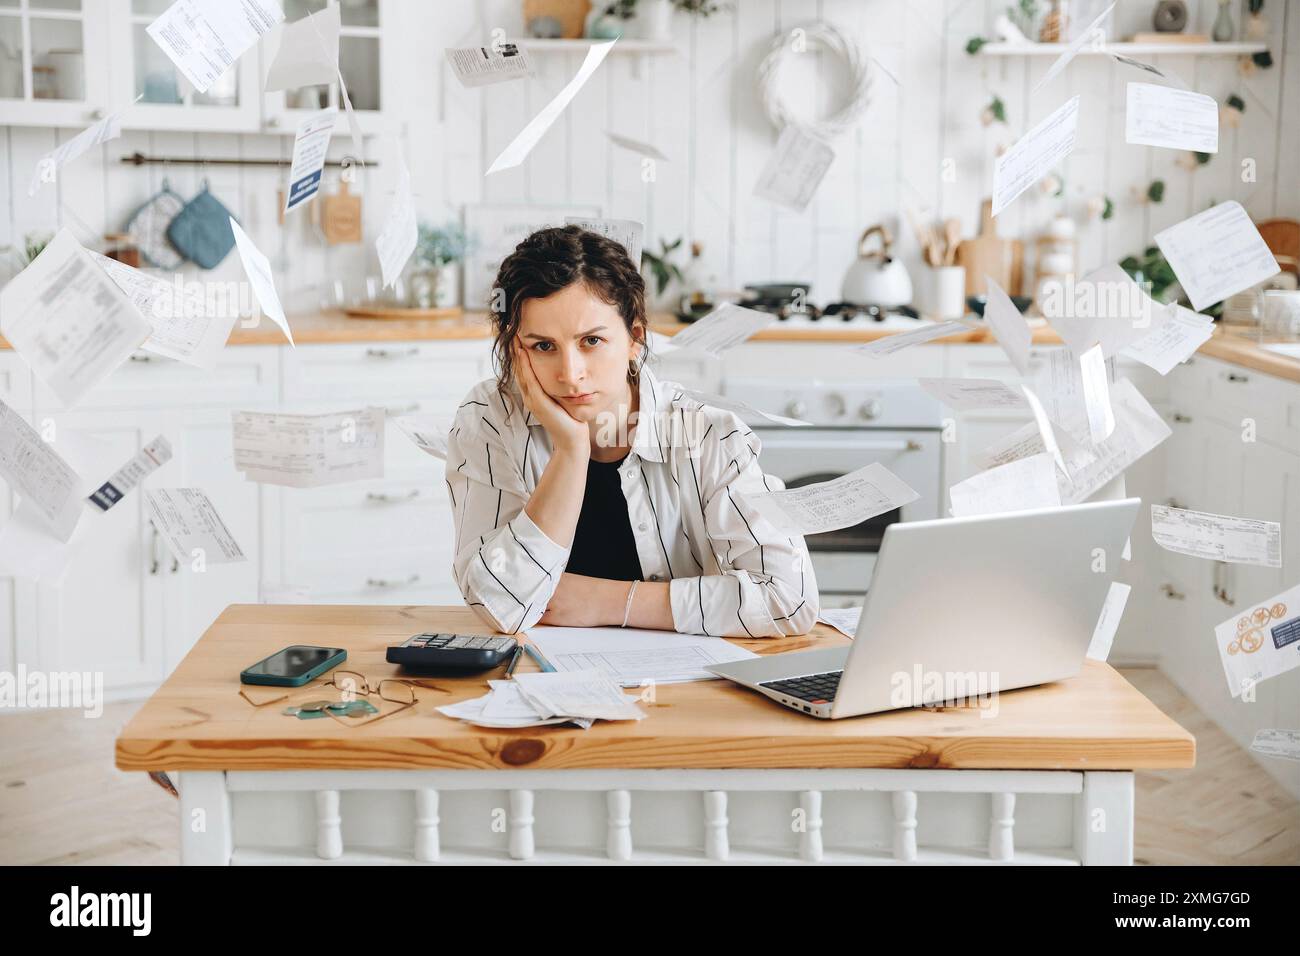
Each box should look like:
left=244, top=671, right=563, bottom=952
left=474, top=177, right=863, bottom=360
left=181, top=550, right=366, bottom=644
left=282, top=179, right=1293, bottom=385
left=539, top=573, right=620, bottom=627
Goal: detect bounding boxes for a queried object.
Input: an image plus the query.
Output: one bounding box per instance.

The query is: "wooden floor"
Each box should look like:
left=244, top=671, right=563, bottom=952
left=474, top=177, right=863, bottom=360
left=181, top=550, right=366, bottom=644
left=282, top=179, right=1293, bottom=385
left=1, top=667, right=1295, bottom=865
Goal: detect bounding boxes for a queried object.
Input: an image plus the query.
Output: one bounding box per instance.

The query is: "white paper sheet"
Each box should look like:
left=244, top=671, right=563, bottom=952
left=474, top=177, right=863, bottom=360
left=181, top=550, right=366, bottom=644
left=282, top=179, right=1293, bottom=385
left=228, top=217, right=294, bottom=346
left=1041, top=263, right=1168, bottom=359
left=375, top=154, right=417, bottom=290
left=1151, top=504, right=1282, bottom=568
left=666, top=302, right=774, bottom=357
left=854, top=320, right=972, bottom=358
left=87, top=435, right=172, bottom=512
left=511, top=669, right=648, bottom=720
left=1032, top=1, right=1116, bottom=93
left=992, top=95, right=1080, bottom=217
left=487, top=39, right=616, bottom=175
left=817, top=606, right=863, bottom=639
left=1079, top=343, right=1116, bottom=444
left=1121, top=304, right=1214, bottom=375
left=949, top=452, right=1061, bottom=518
left=146, top=0, right=283, bottom=95
left=1215, top=583, right=1300, bottom=698
left=983, top=276, right=1032, bottom=376
left=919, top=378, right=1027, bottom=410
left=264, top=3, right=339, bottom=90
left=524, top=627, right=758, bottom=685
left=753, top=124, right=836, bottom=212
left=0, top=400, right=83, bottom=540
left=144, top=488, right=246, bottom=565
left=393, top=414, right=449, bottom=461
left=28, top=106, right=129, bottom=197
left=1085, top=581, right=1131, bottom=662
left=739, top=462, right=920, bottom=536
left=0, top=499, right=95, bottom=584
left=606, top=129, right=668, bottom=161
left=445, top=43, right=536, bottom=88
left=1030, top=346, right=1116, bottom=444
left=284, top=108, right=336, bottom=213
left=88, top=251, right=236, bottom=368
left=436, top=683, right=588, bottom=728
left=677, top=387, right=811, bottom=427
left=563, top=216, right=643, bottom=267
left=1249, top=729, right=1300, bottom=762
left=1154, top=201, right=1280, bottom=313
left=1125, top=82, right=1218, bottom=153
left=0, top=229, right=153, bottom=408
left=233, top=408, right=384, bottom=488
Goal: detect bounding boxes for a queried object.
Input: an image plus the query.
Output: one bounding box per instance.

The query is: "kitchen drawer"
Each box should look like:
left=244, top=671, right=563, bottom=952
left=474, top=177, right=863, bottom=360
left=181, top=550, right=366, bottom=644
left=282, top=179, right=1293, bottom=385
left=727, top=342, right=945, bottom=380
left=1195, top=357, right=1300, bottom=448
left=283, top=477, right=455, bottom=558
left=286, top=545, right=458, bottom=600
left=32, top=346, right=279, bottom=411
left=282, top=340, right=492, bottom=403
left=0, top=352, right=32, bottom=410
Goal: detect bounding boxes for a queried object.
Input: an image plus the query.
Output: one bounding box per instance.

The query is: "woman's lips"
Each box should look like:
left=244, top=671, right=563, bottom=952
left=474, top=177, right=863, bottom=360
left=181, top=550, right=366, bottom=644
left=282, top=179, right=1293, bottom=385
left=561, top=392, right=596, bottom=404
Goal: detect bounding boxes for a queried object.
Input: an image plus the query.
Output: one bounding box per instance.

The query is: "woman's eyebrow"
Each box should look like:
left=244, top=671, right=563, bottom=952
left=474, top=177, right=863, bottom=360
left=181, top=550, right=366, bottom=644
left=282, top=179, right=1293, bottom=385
left=521, top=326, right=608, bottom=341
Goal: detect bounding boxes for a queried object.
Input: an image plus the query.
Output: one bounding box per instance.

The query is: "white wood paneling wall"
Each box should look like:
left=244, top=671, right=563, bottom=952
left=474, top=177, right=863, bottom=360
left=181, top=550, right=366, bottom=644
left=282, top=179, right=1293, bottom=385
left=1, top=0, right=1296, bottom=312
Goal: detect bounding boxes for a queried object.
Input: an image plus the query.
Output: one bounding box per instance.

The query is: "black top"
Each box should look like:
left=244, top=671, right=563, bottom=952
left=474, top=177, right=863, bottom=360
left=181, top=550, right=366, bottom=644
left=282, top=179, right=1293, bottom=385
left=565, top=454, right=644, bottom=582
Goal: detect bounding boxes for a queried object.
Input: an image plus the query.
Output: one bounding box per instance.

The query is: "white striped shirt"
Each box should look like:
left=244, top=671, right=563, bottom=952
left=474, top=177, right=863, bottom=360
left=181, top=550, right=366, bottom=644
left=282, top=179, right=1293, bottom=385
left=445, top=365, right=820, bottom=637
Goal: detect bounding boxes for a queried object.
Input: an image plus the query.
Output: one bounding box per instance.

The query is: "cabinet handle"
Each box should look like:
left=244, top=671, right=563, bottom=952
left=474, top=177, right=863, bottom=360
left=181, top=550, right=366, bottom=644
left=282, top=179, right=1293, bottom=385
left=149, top=528, right=160, bottom=575
left=1161, top=583, right=1186, bottom=600
left=366, top=347, right=420, bottom=360
left=171, top=554, right=180, bottom=574
left=264, top=116, right=279, bottom=128
left=366, top=573, right=421, bottom=588
left=384, top=403, right=420, bottom=416
left=130, top=354, right=154, bottom=362
left=1213, top=562, right=1235, bottom=606
left=365, top=489, right=420, bottom=504
left=1171, top=412, right=1191, bottom=424
left=1226, top=372, right=1249, bottom=383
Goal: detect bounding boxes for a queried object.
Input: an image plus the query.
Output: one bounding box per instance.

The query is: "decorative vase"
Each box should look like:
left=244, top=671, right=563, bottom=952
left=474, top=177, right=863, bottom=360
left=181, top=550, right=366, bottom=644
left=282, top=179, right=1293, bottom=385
left=1213, top=0, right=1235, bottom=40
left=1039, top=0, right=1068, bottom=42
left=432, top=263, right=460, bottom=309
left=409, top=268, right=438, bottom=309
left=633, top=0, right=673, bottom=40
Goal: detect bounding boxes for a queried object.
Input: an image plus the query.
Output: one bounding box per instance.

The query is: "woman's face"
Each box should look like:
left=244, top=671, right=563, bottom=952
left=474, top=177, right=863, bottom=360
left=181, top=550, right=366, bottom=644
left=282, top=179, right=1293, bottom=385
left=517, top=282, right=642, bottom=427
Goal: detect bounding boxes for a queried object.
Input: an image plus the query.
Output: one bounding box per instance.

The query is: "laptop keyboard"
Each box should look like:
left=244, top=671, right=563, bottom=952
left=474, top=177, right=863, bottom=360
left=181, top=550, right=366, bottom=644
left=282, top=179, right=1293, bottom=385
left=760, top=670, right=843, bottom=704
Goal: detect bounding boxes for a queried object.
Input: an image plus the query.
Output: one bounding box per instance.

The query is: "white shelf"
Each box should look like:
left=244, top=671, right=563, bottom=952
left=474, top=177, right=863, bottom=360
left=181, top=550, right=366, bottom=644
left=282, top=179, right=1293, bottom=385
left=509, top=37, right=677, bottom=54
left=978, top=41, right=1268, bottom=56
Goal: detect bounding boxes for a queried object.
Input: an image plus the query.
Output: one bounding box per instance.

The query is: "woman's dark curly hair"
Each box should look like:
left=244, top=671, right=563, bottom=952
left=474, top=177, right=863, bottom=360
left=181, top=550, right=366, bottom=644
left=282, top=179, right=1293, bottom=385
left=489, top=225, right=648, bottom=398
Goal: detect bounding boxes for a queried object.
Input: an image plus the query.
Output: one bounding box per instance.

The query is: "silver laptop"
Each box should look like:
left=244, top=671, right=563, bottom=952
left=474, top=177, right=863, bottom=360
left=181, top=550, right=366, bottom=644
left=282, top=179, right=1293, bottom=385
left=706, top=499, right=1140, bottom=719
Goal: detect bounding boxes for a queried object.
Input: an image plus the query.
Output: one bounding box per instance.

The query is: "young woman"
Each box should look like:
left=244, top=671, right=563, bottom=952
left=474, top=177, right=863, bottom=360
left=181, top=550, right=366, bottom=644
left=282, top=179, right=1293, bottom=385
left=446, top=225, right=819, bottom=637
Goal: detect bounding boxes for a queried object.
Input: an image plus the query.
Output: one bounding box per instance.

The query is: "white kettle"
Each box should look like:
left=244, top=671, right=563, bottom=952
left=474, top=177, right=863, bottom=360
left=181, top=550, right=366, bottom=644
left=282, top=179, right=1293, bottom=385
left=841, top=224, right=913, bottom=308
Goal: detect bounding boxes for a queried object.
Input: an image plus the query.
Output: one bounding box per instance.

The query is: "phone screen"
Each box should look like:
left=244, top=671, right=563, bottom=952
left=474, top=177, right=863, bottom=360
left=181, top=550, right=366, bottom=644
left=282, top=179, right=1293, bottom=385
left=245, top=645, right=341, bottom=679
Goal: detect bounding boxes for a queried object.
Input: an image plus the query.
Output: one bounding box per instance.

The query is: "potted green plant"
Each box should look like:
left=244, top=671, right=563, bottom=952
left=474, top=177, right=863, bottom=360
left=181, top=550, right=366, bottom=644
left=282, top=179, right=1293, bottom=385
left=411, top=222, right=468, bottom=310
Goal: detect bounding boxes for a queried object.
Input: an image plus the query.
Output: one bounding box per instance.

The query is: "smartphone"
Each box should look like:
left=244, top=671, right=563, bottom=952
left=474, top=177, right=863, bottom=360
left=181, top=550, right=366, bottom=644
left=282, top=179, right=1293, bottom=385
left=240, top=645, right=347, bottom=687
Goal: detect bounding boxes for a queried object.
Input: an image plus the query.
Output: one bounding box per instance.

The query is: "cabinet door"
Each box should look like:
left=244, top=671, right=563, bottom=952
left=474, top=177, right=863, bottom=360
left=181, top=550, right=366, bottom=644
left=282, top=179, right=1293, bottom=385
left=33, top=414, right=167, bottom=692
left=0, top=0, right=111, bottom=127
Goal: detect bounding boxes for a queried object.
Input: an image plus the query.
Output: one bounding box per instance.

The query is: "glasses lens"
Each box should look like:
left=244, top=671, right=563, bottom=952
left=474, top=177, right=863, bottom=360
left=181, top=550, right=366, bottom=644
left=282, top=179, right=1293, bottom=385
left=334, top=671, right=369, bottom=699
left=378, top=680, right=415, bottom=705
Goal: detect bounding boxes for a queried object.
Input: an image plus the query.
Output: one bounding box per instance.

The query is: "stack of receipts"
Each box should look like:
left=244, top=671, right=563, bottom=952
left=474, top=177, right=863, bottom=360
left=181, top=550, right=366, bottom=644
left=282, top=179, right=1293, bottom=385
left=436, top=672, right=646, bottom=729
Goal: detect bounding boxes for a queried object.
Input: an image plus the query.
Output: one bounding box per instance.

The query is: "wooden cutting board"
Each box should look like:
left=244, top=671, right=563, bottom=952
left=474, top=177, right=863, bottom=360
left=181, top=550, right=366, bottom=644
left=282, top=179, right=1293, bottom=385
left=956, top=199, right=1024, bottom=297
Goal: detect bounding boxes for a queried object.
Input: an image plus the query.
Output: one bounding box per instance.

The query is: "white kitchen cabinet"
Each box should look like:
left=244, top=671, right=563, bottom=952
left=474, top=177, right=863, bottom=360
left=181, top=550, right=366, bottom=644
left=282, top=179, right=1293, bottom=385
left=0, top=0, right=112, bottom=128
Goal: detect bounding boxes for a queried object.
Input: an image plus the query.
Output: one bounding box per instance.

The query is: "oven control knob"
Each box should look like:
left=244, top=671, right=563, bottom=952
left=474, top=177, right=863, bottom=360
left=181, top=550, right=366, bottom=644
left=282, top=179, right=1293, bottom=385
left=786, top=400, right=808, bottom=419
left=858, top=399, right=883, bottom=420
left=826, top=393, right=847, bottom=417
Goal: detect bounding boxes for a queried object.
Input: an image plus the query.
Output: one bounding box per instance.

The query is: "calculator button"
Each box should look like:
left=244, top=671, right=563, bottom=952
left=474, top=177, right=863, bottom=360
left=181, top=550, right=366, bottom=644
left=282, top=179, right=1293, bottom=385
left=447, top=636, right=472, bottom=648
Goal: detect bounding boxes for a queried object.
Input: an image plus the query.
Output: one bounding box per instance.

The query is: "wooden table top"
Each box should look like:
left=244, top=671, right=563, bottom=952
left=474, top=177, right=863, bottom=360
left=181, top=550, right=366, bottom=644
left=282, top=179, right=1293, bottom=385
left=115, top=604, right=1196, bottom=773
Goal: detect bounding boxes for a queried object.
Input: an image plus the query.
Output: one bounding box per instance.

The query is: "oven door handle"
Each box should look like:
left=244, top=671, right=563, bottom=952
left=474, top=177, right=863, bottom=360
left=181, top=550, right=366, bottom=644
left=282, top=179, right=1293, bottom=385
left=766, top=438, right=923, bottom=452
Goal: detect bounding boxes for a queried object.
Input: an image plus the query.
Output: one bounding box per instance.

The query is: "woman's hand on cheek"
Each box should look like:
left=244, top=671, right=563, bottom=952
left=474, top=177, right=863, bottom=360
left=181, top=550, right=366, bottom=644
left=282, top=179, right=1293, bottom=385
left=513, top=340, right=590, bottom=455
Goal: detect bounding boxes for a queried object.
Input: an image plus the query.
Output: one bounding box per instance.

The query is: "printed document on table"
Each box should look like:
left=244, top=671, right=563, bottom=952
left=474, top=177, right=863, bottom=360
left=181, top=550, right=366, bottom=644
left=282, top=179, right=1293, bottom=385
left=376, top=154, right=417, bottom=289
left=232, top=408, right=384, bottom=488
left=511, top=670, right=647, bottom=721
left=89, top=251, right=236, bottom=368
left=524, top=627, right=758, bottom=685
left=1085, top=581, right=1131, bottom=662
left=992, top=96, right=1079, bottom=217
left=1215, top=582, right=1300, bottom=698
left=667, top=302, right=774, bottom=357
left=0, top=229, right=152, bottom=408
left=1121, top=304, right=1214, bottom=375
left=564, top=216, right=644, bottom=268
left=1125, top=82, right=1218, bottom=153
left=264, top=3, right=339, bottom=90
left=146, top=0, right=283, bottom=95
left=817, top=606, right=863, bottom=639
left=753, top=124, right=836, bottom=212
left=445, top=43, right=535, bottom=88
left=855, top=320, right=972, bottom=358
left=1155, top=201, right=1280, bottom=313
left=0, top=399, right=84, bottom=541
left=1151, top=504, right=1282, bottom=568
left=487, top=39, right=615, bottom=174
left=1250, top=730, right=1300, bottom=762
left=144, top=488, right=246, bottom=564
left=229, top=218, right=294, bottom=346
left=949, top=453, right=1061, bottom=518
left=284, top=109, right=336, bottom=213
left=739, top=462, right=919, bottom=536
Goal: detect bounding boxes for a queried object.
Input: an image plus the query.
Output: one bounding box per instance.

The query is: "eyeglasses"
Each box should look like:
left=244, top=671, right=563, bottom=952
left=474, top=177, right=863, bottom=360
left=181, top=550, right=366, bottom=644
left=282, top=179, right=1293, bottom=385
left=238, top=670, right=428, bottom=728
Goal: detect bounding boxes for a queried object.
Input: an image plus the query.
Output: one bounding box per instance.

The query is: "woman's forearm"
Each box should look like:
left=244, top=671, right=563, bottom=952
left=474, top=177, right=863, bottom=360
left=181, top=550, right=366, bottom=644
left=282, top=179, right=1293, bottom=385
left=523, top=444, right=588, bottom=547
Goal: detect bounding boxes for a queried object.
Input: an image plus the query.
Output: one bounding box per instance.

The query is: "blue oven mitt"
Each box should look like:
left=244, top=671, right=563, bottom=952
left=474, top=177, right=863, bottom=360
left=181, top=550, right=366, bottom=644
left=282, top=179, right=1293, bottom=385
left=166, top=180, right=238, bottom=269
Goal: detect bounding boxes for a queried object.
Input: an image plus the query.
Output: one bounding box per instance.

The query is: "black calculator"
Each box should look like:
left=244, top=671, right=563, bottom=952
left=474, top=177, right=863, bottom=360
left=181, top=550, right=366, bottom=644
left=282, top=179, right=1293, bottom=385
left=386, top=632, right=518, bottom=672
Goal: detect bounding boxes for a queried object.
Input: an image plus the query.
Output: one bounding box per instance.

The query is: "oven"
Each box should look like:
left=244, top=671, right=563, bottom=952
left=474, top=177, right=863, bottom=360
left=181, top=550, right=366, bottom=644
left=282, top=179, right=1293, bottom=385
left=724, top=378, right=945, bottom=608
